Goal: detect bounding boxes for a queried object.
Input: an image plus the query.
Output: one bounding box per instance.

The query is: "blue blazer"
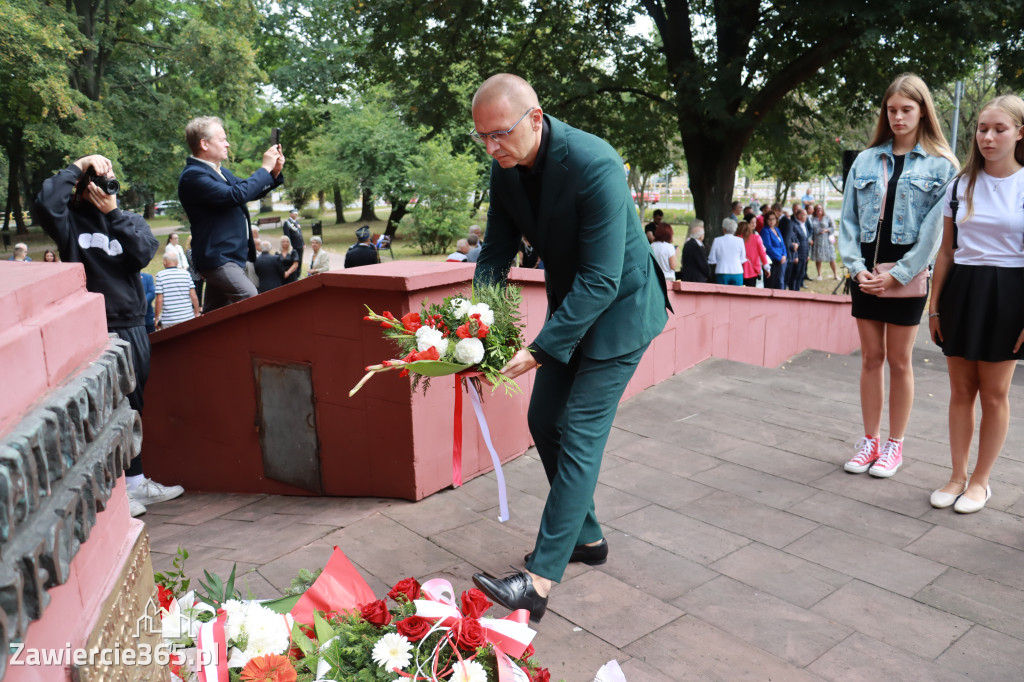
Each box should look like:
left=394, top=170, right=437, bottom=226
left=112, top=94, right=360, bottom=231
left=475, top=115, right=669, bottom=364
left=761, top=225, right=786, bottom=262
left=177, top=158, right=283, bottom=272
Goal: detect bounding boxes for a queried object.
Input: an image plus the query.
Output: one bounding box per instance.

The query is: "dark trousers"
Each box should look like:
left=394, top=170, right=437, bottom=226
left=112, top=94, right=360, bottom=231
left=201, top=261, right=258, bottom=313
left=765, top=261, right=784, bottom=289
left=785, top=253, right=807, bottom=290
left=113, top=324, right=149, bottom=476
left=524, top=343, right=649, bottom=582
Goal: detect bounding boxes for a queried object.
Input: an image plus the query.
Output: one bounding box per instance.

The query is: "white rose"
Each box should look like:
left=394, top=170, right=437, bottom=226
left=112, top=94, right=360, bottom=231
left=454, top=337, right=485, bottom=365
left=415, top=326, right=447, bottom=355
left=466, top=303, right=494, bottom=326
left=449, top=297, right=472, bottom=318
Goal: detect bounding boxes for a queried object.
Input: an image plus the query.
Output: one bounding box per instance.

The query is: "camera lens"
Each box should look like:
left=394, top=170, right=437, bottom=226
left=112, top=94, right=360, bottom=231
left=93, top=176, right=120, bottom=195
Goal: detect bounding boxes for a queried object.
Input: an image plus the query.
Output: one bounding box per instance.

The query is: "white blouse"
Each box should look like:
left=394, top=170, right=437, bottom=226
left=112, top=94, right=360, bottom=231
left=943, top=168, right=1024, bottom=267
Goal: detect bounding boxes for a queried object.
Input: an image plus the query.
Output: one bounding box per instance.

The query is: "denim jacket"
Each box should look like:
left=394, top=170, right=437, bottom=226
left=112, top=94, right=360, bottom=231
left=837, top=140, right=956, bottom=285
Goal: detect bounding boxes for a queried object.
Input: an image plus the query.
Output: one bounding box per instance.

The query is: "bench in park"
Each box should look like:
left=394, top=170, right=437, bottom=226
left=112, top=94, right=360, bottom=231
left=256, top=215, right=281, bottom=229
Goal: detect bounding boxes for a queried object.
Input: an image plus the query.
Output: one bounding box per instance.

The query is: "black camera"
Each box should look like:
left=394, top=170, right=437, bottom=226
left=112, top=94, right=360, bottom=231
left=72, top=167, right=120, bottom=209
left=88, top=169, right=120, bottom=195
left=75, top=167, right=119, bottom=197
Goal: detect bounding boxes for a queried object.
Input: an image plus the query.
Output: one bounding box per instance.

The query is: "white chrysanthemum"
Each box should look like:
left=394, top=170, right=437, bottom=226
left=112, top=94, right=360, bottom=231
left=415, top=326, right=447, bottom=355
left=450, top=659, right=488, bottom=682
left=449, top=297, right=472, bottom=319
left=467, top=302, right=494, bottom=326
left=454, top=337, right=485, bottom=365
left=223, top=601, right=291, bottom=667
left=371, top=632, right=412, bottom=672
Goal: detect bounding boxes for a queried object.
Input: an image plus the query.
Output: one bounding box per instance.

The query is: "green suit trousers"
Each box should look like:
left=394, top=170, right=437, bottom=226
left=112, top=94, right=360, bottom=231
left=524, top=342, right=649, bottom=582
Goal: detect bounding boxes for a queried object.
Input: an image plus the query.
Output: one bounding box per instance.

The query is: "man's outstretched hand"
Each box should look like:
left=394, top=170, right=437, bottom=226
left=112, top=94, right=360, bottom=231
left=500, top=348, right=539, bottom=379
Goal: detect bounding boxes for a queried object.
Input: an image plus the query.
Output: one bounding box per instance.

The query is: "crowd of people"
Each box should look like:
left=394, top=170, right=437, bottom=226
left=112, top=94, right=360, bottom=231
left=644, top=198, right=838, bottom=289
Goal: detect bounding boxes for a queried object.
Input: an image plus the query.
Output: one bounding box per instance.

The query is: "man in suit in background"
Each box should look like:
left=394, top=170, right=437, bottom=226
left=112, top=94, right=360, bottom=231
left=785, top=207, right=811, bottom=291
left=470, top=74, right=671, bottom=622
left=177, top=116, right=284, bottom=312
left=680, top=220, right=709, bottom=283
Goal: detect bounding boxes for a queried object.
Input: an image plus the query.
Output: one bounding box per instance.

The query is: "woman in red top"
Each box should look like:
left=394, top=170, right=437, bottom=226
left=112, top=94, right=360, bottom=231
left=737, top=220, right=770, bottom=286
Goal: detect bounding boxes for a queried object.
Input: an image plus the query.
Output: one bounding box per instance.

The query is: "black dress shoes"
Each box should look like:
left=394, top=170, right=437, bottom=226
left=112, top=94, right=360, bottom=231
left=472, top=571, right=548, bottom=623
left=524, top=538, right=608, bottom=567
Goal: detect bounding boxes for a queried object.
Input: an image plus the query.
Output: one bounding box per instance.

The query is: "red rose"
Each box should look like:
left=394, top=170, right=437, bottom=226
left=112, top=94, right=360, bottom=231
left=388, top=577, right=422, bottom=603
left=359, top=599, right=392, bottom=627
left=530, top=668, right=551, bottom=682
left=401, top=312, right=422, bottom=333
left=451, top=617, right=487, bottom=651
left=396, top=615, right=432, bottom=642
left=157, top=584, right=175, bottom=611
left=459, top=588, right=493, bottom=618
left=521, top=643, right=535, bottom=661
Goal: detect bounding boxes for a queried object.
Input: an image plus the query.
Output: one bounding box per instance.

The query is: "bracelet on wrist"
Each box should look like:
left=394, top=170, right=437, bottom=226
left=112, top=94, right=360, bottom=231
left=928, top=312, right=940, bottom=318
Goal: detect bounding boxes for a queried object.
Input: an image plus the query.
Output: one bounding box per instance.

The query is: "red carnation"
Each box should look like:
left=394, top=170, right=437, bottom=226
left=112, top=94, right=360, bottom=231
left=401, top=312, right=422, bottom=334
left=521, top=643, right=535, bottom=661
left=388, top=577, right=422, bottom=603
left=459, top=588, right=493, bottom=618
left=359, top=599, right=392, bottom=627
left=396, top=615, right=432, bottom=642
left=157, top=584, right=175, bottom=611
left=451, top=617, right=487, bottom=651
left=529, top=668, right=551, bottom=682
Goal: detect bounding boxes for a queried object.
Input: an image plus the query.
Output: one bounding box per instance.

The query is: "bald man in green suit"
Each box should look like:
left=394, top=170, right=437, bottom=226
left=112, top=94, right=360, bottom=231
left=471, top=74, right=671, bottom=622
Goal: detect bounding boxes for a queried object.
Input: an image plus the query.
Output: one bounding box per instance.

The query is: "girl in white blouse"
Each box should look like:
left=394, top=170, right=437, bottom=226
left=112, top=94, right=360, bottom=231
left=929, top=95, right=1024, bottom=513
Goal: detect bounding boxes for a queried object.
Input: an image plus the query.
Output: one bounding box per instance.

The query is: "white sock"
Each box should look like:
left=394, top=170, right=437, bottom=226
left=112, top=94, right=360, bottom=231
left=126, top=474, right=145, bottom=491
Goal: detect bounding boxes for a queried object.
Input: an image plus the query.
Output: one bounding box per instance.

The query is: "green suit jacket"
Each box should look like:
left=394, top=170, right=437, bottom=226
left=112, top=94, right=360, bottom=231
left=475, top=115, right=670, bottom=364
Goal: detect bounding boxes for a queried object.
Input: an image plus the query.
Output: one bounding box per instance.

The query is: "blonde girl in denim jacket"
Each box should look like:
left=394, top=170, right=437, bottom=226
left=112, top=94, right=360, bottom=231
left=838, top=73, right=958, bottom=478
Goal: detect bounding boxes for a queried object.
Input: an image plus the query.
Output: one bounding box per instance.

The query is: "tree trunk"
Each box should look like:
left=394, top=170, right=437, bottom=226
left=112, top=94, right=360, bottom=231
left=472, top=188, right=488, bottom=216
left=384, top=199, right=409, bottom=237
left=359, top=187, right=378, bottom=222
left=682, top=133, right=746, bottom=241
left=332, top=185, right=346, bottom=224
left=259, top=195, right=273, bottom=213
left=5, top=136, right=28, bottom=235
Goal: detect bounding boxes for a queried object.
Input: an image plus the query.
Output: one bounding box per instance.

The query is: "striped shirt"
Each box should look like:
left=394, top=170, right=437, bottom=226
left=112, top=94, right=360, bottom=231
left=154, top=267, right=195, bottom=326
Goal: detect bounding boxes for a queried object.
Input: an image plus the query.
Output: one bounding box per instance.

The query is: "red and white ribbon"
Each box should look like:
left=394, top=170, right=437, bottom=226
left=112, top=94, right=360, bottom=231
left=195, top=611, right=228, bottom=682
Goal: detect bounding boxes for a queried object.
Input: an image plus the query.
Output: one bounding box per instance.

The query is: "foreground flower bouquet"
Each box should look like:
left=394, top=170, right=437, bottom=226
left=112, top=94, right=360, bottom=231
left=156, top=546, right=557, bottom=682
left=350, top=284, right=526, bottom=397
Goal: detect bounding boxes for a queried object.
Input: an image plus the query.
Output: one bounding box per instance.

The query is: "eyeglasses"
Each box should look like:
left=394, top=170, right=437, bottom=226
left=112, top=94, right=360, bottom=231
left=470, top=107, right=535, bottom=144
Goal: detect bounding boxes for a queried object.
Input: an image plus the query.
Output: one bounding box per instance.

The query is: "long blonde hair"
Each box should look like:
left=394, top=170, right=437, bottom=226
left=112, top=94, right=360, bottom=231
left=954, top=95, right=1024, bottom=220
left=868, top=73, right=957, bottom=166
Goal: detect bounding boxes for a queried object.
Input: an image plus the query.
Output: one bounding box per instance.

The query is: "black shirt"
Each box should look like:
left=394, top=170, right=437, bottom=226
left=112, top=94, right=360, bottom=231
left=861, top=154, right=913, bottom=268
left=517, top=117, right=551, bottom=220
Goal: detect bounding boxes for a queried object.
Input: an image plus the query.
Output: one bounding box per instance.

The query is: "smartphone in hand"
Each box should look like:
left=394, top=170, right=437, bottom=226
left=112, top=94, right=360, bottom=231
left=270, top=127, right=281, bottom=148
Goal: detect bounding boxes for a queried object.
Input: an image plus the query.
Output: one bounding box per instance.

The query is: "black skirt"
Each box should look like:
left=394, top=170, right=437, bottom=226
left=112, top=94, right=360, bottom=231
left=937, top=264, right=1024, bottom=362
left=850, top=278, right=928, bottom=326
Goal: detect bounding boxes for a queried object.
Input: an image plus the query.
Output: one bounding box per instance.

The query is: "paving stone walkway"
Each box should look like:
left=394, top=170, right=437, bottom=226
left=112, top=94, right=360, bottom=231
left=145, top=341, right=1024, bottom=681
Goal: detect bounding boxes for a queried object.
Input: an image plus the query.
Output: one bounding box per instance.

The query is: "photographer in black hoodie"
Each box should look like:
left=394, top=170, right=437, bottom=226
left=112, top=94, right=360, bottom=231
left=36, top=155, right=185, bottom=517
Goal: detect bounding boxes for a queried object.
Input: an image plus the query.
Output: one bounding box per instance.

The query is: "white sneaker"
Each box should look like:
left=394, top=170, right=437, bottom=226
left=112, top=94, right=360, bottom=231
left=128, top=495, right=147, bottom=517
left=128, top=478, right=185, bottom=506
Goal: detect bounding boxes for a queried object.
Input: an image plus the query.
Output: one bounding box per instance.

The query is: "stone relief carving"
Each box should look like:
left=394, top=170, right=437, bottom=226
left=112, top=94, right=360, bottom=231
left=0, top=336, right=143, bottom=678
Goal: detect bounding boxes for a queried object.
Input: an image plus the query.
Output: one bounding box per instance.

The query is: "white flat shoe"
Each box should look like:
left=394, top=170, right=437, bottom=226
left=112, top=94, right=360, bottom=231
left=930, top=481, right=967, bottom=509
left=953, top=485, right=991, bottom=514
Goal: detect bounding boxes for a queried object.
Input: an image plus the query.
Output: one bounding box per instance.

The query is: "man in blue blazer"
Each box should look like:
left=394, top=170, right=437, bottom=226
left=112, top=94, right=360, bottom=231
left=177, top=116, right=284, bottom=312
left=470, top=74, right=670, bottom=622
